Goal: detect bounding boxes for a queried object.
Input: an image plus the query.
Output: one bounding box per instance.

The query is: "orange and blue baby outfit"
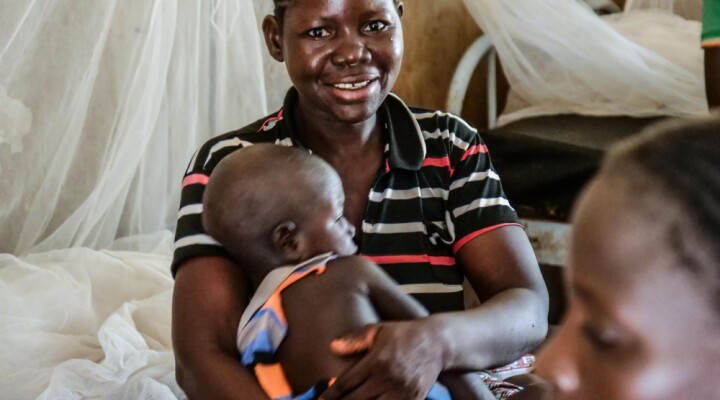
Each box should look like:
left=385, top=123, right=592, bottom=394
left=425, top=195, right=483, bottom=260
left=235, top=253, right=453, bottom=400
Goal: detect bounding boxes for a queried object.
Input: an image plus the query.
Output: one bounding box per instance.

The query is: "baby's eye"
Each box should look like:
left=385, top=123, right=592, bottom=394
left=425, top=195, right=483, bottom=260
left=306, top=27, right=330, bottom=38
left=581, top=322, right=622, bottom=352
left=363, top=20, right=388, bottom=32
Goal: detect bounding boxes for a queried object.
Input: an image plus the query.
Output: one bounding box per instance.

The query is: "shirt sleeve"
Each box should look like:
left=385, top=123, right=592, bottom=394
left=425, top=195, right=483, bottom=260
left=171, top=142, right=236, bottom=276
left=703, top=0, right=720, bottom=48
left=444, top=119, right=521, bottom=254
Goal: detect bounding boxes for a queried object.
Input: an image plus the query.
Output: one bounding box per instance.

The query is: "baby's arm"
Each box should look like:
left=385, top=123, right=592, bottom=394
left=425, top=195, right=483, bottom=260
left=349, top=257, right=495, bottom=400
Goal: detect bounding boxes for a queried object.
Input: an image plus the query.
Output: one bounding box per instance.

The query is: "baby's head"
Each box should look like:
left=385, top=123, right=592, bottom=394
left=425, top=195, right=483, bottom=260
left=536, top=117, right=720, bottom=399
left=203, top=144, right=356, bottom=280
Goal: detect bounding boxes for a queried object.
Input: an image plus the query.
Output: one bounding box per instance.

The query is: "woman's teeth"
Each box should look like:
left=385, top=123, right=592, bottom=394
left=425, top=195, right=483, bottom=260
left=334, top=80, right=370, bottom=90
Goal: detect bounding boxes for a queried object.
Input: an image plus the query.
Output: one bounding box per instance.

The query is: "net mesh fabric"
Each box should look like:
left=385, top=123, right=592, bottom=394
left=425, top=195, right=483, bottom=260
left=0, top=0, right=268, bottom=255
left=0, top=1, right=290, bottom=397
left=461, top=0, right=708, bottom=125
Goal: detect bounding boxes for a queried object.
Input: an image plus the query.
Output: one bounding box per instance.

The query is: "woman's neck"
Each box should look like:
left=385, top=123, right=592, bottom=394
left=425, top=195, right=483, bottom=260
left=293, top=103, right=384, bottom=160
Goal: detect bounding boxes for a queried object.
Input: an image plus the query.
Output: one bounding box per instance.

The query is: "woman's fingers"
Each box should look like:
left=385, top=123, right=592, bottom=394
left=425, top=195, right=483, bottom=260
left=330, top=324, right=380, bottom=355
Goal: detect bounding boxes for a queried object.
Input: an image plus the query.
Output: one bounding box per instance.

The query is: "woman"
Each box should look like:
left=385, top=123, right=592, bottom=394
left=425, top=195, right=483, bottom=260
left=172, top=0, right=548, bottom=398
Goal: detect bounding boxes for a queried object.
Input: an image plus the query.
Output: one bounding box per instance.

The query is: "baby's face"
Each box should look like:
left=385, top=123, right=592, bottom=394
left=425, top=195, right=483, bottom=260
left=301, top=181, right=357, bottom=257
left=535, top=177, right=720, bottom=400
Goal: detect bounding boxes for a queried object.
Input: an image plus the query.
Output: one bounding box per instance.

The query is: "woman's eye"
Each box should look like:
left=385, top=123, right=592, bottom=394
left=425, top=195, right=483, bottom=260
left=581, top=322, right=622, bottom=351
left=307, top=27, right=329, bottom=38
left=364, top=20, right=388, bottom=32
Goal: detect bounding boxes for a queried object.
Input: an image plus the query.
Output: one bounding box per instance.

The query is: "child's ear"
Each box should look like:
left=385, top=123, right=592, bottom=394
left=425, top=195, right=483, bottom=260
left=271, top=221, right=304, bottom=261
left=262, top=15, right=284, bottom=62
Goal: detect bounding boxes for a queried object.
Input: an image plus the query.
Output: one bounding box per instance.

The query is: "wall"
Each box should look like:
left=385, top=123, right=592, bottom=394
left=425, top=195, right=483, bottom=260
left=392, top=0, right=506, bottom=129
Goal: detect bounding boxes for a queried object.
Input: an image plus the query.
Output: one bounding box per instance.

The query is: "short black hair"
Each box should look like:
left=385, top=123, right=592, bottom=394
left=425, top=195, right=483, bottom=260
left=273, top=0, right=403, bottom=25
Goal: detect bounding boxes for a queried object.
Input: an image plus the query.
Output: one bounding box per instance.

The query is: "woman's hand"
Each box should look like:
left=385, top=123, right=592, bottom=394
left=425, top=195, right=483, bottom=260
left=320, top=320, right=446, bottom=400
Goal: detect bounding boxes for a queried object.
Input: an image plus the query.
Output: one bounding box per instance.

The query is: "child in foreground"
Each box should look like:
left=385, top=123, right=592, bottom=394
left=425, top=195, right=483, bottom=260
left=202, top=144, right=493, bottom=400
left=535, top=117, right=720, bottom=399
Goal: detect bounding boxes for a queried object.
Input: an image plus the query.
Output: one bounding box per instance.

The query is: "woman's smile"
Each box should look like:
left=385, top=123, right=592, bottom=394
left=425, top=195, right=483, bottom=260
left=325, top=77, right=380, bottom=103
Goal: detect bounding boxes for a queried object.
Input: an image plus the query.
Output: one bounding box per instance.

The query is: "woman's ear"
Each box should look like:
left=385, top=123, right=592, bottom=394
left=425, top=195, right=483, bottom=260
left=262, top=15, right=284, bottom=62
left=396, top=1, right=404, bottom=18
left=271, top=221, right=304, bottom=261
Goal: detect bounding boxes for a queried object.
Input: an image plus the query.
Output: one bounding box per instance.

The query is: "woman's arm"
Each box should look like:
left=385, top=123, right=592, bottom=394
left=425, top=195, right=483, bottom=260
left=321, top=226, right=548, bottom=400
left=172, top=256, right=270, bottom=399
left=432, top=225, right=549, bottom=369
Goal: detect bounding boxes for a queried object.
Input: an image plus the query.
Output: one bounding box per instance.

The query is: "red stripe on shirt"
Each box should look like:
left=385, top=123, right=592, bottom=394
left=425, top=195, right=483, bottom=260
left=182, top=173, right=209, bottom=187
left=257, top=109, right=284, bottom=132
left=460, top=144, right=488, bottom=161
left=422, top=157, right=454, bottom=176
left=452, top=223, right=524, bottom=253
left=361, top=254, right=456, bottom=266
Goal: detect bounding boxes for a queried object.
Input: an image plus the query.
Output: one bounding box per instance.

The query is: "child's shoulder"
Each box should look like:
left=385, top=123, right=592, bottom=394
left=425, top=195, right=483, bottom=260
left=325, top=255, right=386, bottom=281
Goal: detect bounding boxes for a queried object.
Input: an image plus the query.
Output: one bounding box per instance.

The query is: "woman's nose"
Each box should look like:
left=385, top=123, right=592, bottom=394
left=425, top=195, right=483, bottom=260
left=332, top=34, right=370, bottom=67
left=535, top=324, right=581, bottom=398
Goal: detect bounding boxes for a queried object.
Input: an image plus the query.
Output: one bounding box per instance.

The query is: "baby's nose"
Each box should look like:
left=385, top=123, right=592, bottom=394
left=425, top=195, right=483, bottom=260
left=347, top=223, right=356, bottom=238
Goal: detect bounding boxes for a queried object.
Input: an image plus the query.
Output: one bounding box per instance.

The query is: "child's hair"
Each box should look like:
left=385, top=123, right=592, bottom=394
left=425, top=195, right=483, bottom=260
left=601, top=117, right=720, bottom=311
left=272, top=0, right=403, bottom=26
left=202, top=144, right=341, bottom=267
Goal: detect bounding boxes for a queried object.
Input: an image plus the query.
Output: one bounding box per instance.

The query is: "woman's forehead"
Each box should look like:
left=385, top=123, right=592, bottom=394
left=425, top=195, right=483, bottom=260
left=284, top=0, right=398, bottom=16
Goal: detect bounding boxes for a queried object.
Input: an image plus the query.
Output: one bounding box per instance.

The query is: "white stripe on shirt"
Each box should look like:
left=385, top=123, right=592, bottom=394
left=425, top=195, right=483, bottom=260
left=178, top=204, right=203, bottom=219
left=423, top=128, right=471, bottom=151
left=453, top=197, right=513, bottom=218
left=175, top=234, right=222, bottom=249
left=204, top=138, right=254, bottom=168
left=401, top=283, right=464, bottom=294
left=413, top=111, right=478, bottom=133
left=449, top=170, right=500, bottom=191
left=275, top=137, right=293, bottom=146
left=368, top=187, right=448, bottom=202
left=362, top=221, right=427, bottom=235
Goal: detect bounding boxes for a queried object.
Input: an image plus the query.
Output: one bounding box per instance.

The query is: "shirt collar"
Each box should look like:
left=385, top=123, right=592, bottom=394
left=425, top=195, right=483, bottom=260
left=383, top=92, right=426, bottom=171
left=277, top=88, right=426, bottom=170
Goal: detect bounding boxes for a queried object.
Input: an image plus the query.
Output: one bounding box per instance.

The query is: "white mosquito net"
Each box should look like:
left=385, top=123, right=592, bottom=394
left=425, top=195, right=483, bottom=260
left=0, top=1, right=291, bottom=398
left=461, top=0, right=708, bottom=124
left=0, top=0, right=273, bottom=255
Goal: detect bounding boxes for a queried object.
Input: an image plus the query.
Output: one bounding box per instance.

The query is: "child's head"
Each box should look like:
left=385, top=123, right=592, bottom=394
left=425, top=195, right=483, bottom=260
left=203, top=144, right=356, bottom=277
left=262, top=0, right=404, bottom=124
left=536, top=117, right=720, bottom=400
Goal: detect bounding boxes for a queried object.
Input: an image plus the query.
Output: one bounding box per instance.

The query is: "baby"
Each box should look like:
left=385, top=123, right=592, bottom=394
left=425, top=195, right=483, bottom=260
left=535, top=117, right=720, bottom=399
left=202, top=144, right=492, bottom=400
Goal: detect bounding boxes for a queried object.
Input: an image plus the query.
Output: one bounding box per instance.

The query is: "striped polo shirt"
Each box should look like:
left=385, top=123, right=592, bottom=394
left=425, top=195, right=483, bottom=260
left=173, top=88, right=520, bottom=313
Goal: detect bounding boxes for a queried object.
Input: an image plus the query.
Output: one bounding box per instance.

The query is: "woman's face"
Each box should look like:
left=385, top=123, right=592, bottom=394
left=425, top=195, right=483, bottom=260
left=267, top=0, right=403, bottom=124
left=536, top=176, right=720, bottom=400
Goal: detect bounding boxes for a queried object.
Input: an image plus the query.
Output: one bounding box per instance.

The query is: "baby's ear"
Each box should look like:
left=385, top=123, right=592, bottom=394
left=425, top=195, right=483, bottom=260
left=271, top=221, right=303, bottom=261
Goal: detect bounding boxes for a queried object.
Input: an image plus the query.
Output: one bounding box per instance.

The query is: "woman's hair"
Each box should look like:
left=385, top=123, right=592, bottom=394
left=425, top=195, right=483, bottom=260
left=272, top=0, right=403, bottom=25
left=602, top=116, right=720, bottom=310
